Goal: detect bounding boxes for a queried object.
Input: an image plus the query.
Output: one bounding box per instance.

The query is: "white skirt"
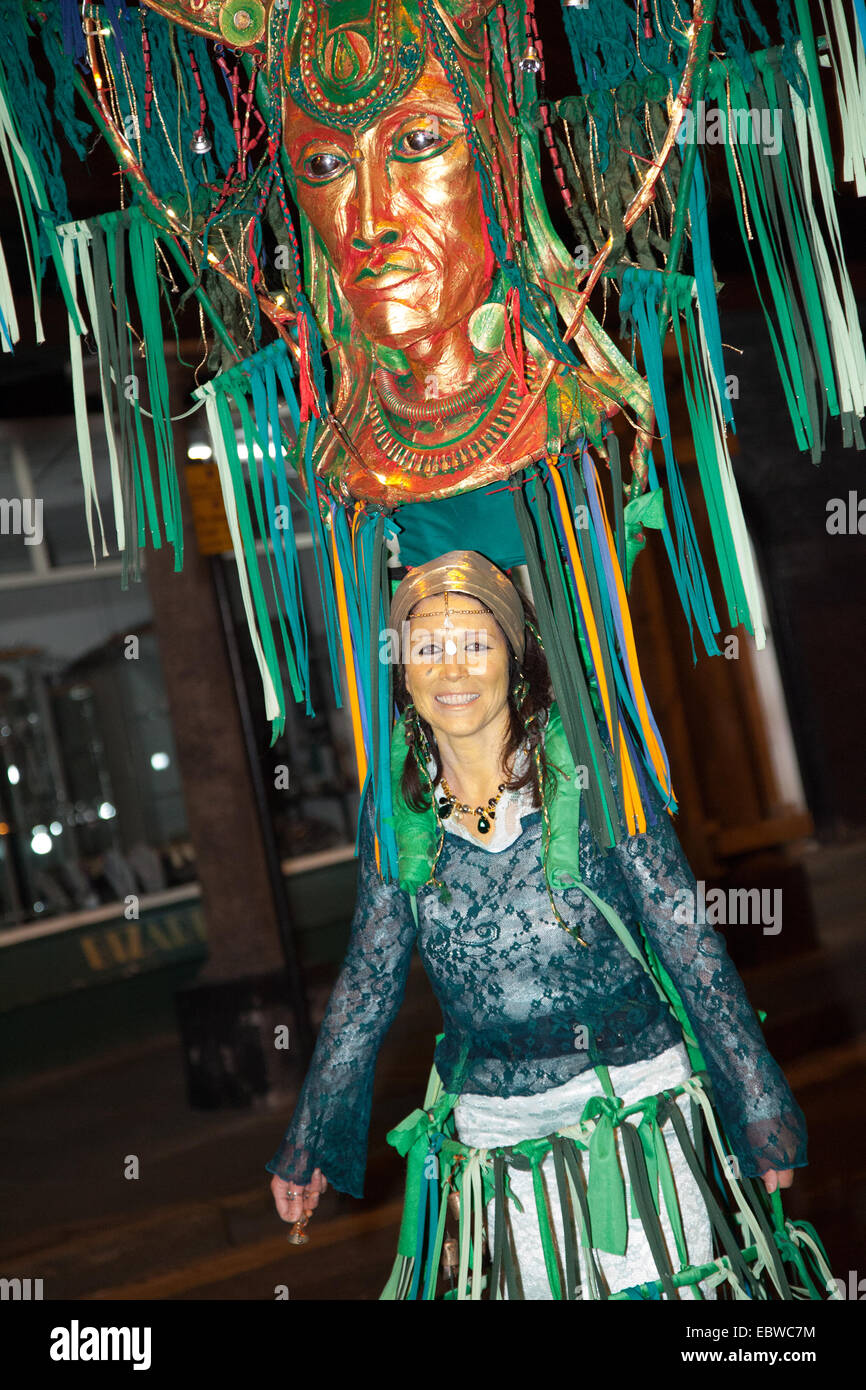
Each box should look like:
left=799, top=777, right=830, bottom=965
left=452, top=1042, right=716, bottom=1300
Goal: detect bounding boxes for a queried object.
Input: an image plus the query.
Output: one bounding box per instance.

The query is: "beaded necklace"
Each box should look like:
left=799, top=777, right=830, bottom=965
left=436, top=774, right=507, bottom=835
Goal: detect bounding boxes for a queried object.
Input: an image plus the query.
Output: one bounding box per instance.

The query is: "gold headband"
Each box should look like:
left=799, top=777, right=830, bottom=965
left=389, top=551, right=526, bottom=662
left=418, top=592, right=492, bottom=628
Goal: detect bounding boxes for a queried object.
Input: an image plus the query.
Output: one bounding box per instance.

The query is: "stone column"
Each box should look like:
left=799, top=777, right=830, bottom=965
left=142, top=351, right=283, bottom=983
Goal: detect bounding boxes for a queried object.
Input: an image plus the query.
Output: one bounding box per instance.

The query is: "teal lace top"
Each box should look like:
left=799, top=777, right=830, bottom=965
left=266, top=735, right=808, bottom=1199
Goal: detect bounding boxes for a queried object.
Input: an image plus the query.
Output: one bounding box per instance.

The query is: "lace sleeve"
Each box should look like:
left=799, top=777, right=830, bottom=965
left=265, top=788, right=417, bottom=1198
left=610, top=779, right=809, bottom=1179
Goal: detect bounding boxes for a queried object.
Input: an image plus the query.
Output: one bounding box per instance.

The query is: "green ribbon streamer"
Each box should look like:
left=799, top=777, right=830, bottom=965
left=709, top=65, right=819, bottom=456
left=622, top=487, right=666, bottom=590
left=511, top=475, right=621, bottom=847
left=128, top=209, right=182, bottom=568
left=581, top=1095, right=629, bottom=1255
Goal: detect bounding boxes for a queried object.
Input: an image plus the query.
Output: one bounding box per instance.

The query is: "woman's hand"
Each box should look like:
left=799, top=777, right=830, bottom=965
left=271, top=1169, right=328, bottom=1224
left=761, top=1167, right=794, bottom=1194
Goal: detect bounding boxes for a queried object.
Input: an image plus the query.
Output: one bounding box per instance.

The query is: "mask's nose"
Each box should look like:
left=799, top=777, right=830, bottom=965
left=351, top=157, right=401, bottom=251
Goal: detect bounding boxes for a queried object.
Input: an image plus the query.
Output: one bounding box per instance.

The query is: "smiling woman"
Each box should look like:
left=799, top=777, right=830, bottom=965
left=266, top=551, right=819, bottom=1300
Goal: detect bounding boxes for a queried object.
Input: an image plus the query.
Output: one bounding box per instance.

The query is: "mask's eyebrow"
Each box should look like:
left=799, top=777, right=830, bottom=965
left=375, top=106, right=464, bottom=139
left=287, top=130, right=354, bottom=163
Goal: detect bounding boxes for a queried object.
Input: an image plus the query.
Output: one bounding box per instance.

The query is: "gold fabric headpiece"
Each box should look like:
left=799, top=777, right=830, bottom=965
left=389, top=550, right=525, bottom=663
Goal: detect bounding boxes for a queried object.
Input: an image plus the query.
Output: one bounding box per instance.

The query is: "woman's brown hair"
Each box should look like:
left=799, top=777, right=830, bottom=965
left=392, top=588, right=554, bottom=813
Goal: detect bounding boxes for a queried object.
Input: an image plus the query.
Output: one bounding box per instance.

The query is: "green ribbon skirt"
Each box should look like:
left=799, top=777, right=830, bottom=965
left=380, top=1059, right=839, bottom=1302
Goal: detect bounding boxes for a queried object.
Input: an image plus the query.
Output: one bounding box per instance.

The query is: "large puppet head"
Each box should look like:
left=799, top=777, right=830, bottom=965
left=281, top=5, right=493, bottom=364
left=143, top=0, right=601, bottom=504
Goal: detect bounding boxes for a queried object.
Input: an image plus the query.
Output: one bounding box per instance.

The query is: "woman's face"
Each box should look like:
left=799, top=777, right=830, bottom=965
left=402, top=591, right=511, bottom=744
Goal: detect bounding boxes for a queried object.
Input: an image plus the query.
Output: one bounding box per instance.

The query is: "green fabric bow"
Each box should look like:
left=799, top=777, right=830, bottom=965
left=623, top=487, right=666, bottom=589
left=580, top=1094, right=629, bottom=1255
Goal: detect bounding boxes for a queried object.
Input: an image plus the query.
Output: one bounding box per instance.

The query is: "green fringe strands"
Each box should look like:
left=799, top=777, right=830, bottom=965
left=192, top=339, right=359, bottom=736
left=57, top=210, right=184, bottom=584
left=665, top=273, right=766, bottom=643
left=511, top=469, right=622, bottom=849
left=0, top=17, right=79, bottom=347
left=706, top=55, right=865, bottom=458
left=194, top=344, right=310, bottom=735
left=620, top=268, right=721, bottom=662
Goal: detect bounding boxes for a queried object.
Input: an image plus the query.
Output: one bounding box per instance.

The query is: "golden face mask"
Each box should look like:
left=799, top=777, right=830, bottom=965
left=141, top=0, right=658, bottom=512
left=283, top=49, right=490, bottom=356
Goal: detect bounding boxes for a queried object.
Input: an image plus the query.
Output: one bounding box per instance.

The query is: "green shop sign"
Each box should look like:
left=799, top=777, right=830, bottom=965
left=0, top=894, right=208, bottom=1013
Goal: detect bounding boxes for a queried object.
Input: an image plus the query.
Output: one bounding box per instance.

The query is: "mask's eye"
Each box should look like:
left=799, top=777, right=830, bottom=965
left=301, top=150, right=348, bottom=182
left=394, top=124, right=448, bottom=159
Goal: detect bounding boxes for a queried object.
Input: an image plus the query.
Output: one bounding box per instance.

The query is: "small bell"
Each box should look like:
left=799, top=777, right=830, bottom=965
left=286, top=1212, right=310, bottom=1246
left=190, top=129, right=212, bottom=155
left=519, top=44, right=542, bottom=74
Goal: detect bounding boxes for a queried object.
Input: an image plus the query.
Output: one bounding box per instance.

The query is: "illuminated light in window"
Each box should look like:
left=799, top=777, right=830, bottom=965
left=187, top=442, right=213, bottom=461
left=151, top=752, right=171, bottom=771
left=7, top=765, right=20, bottom=785
left=98, top=802, right=117, bottom=820
left=0, top=822, right=9, bottom=835
left=31, top=829, right=52, bottom=855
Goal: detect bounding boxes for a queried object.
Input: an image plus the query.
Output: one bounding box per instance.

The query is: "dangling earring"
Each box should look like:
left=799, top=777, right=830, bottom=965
left=405, top=702, right=434, bottom=768
left=403, top=699, right=417, bottom=743
left=512, top=670, right=529, bottom=710
left=413, top=708, right=433, bottom=761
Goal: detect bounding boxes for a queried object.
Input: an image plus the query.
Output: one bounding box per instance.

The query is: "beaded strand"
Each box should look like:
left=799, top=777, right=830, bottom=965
left=140, top=9, right=153, bottom=133
left=406, top=706, right=448, bottom=898
left=188, top=47, right=209, bottom=146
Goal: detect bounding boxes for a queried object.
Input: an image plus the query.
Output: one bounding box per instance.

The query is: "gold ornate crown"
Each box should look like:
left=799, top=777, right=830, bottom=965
left=141, top=1, right=498, bottom=98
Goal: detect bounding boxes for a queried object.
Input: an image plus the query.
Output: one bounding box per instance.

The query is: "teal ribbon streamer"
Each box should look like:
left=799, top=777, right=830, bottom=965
left=689, top=155, right=735, bottom=430
left=620, top=267, right=721, bottom=659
